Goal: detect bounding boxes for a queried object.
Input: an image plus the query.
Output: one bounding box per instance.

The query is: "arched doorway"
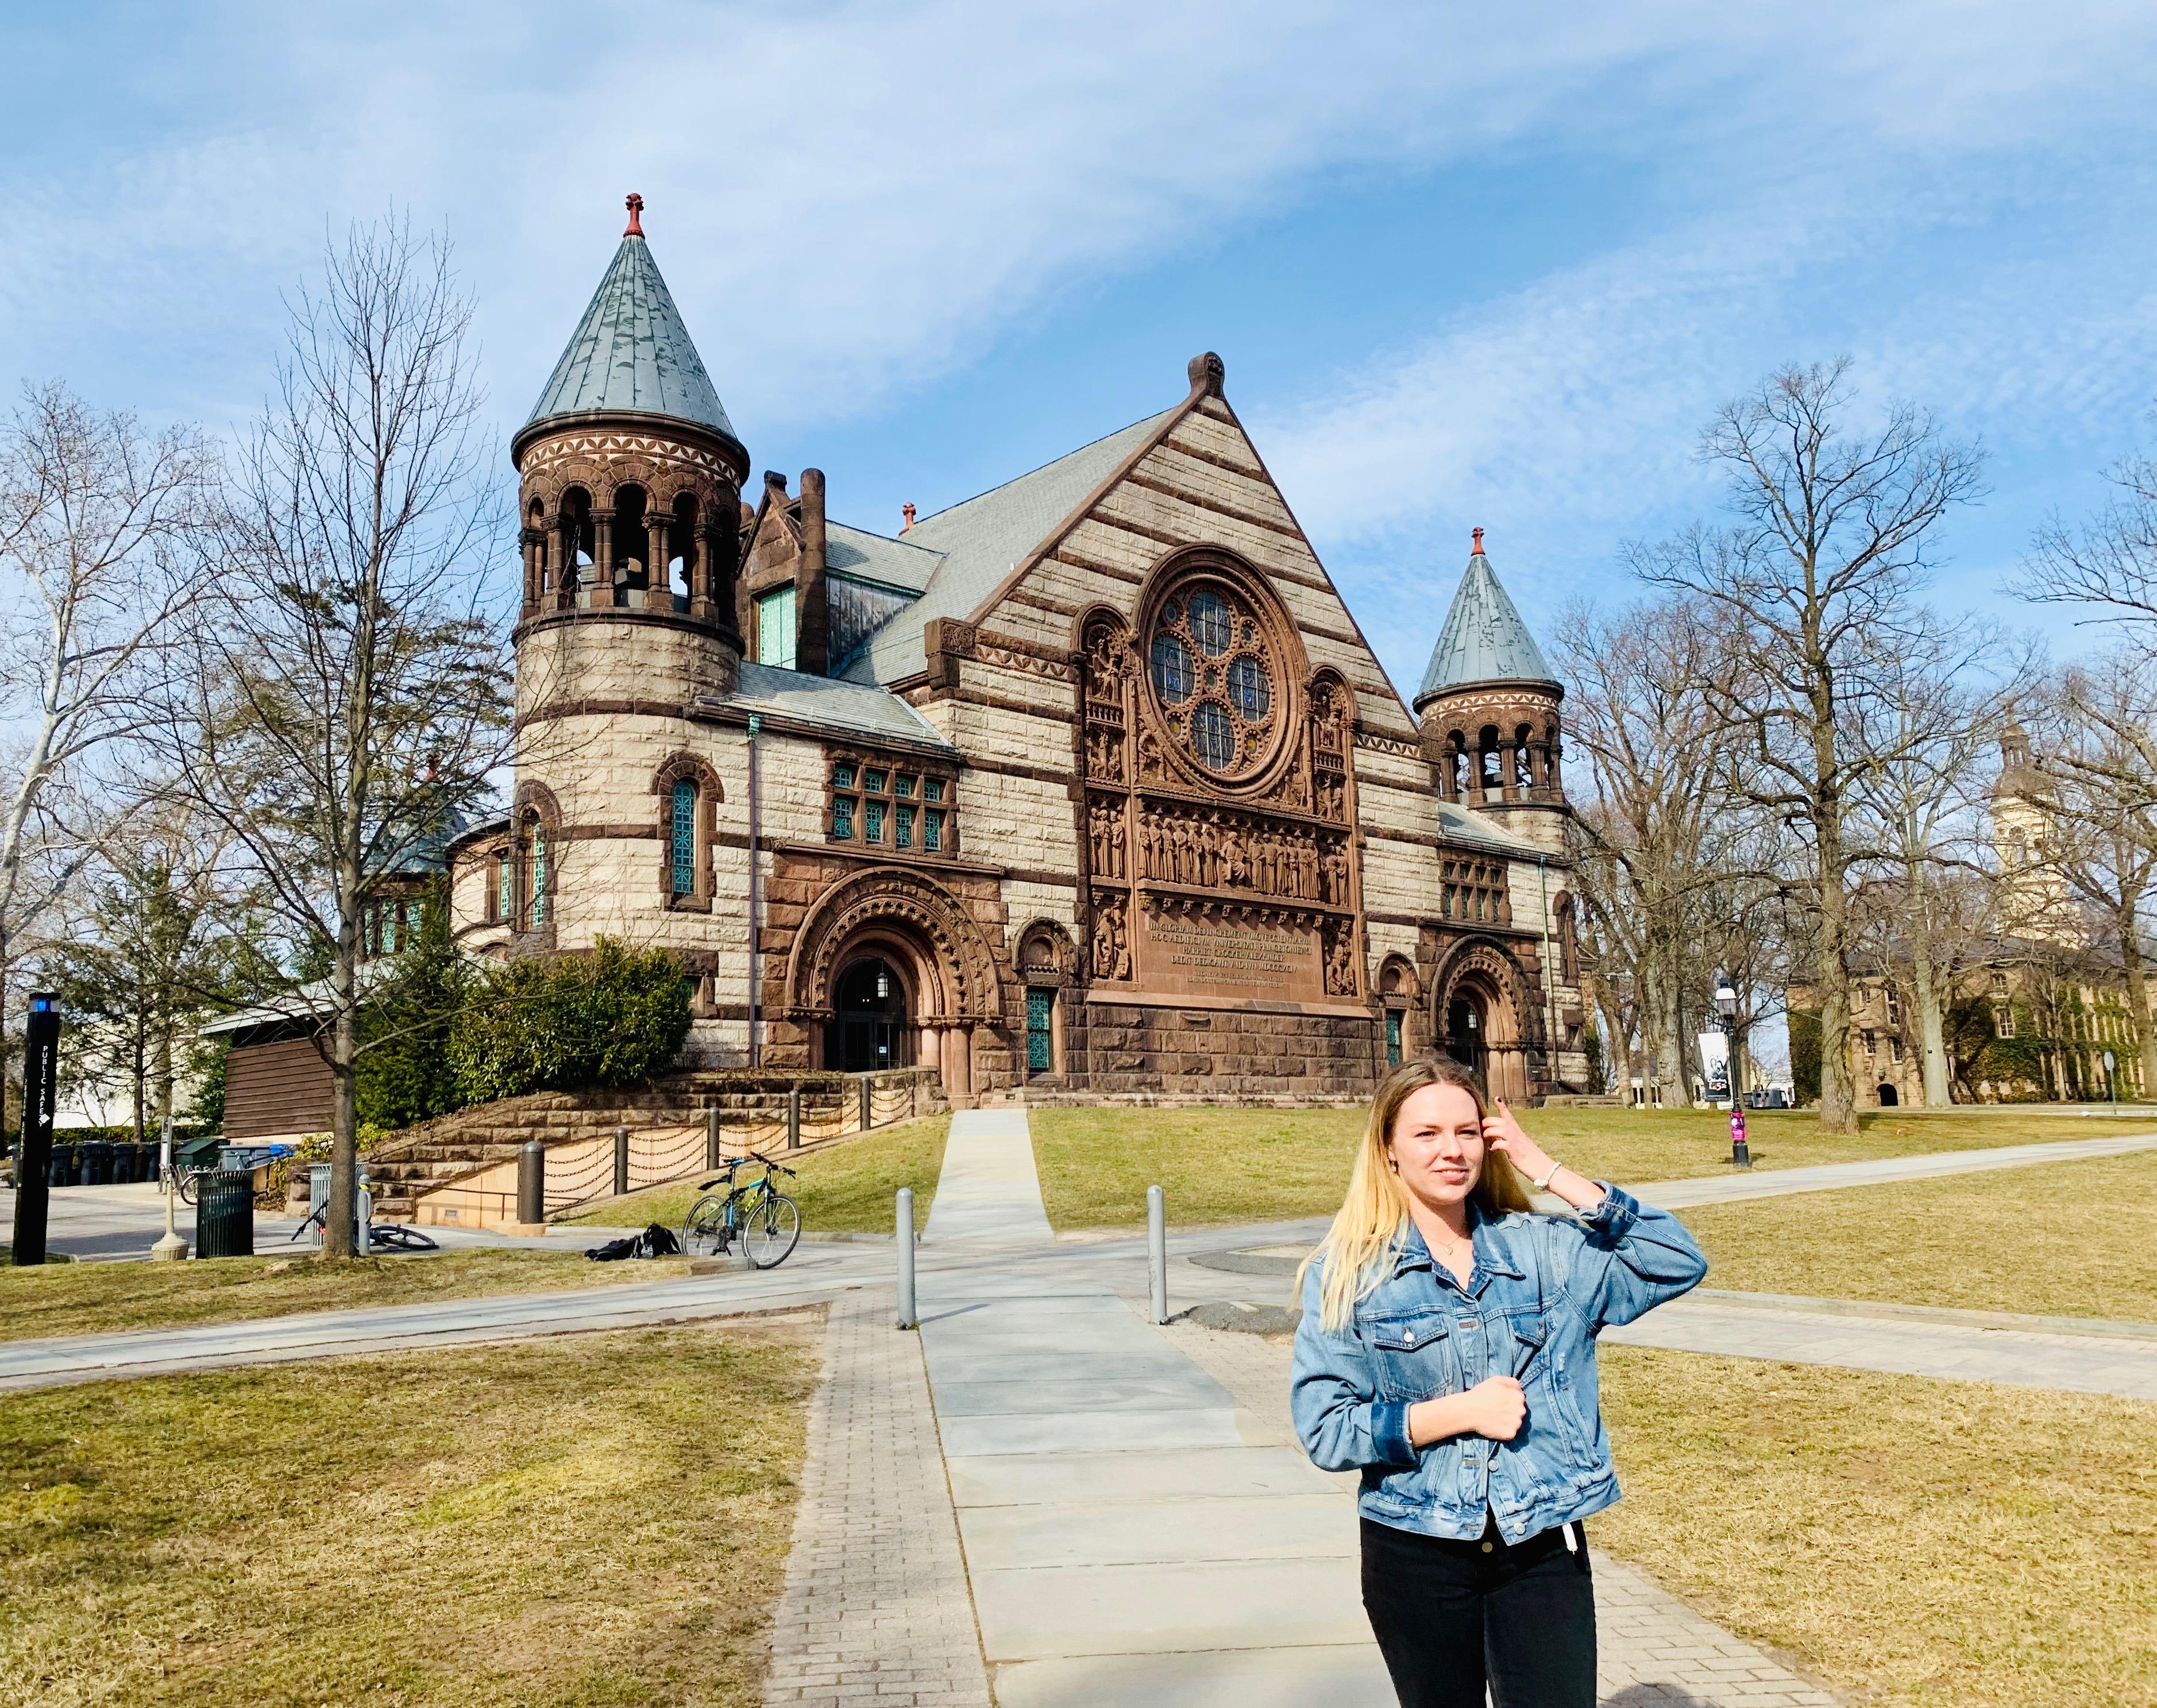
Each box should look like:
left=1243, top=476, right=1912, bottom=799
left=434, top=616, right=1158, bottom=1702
left=832, top=956, right=909, bottom=1072
left=1877, top=1083, right=1899, bottom=1107
left=1445, top=993, right=1485, bottom=1079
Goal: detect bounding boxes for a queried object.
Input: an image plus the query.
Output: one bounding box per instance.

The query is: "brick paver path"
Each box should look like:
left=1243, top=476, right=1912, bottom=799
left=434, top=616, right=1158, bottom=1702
left=762, top=1289, right=993, bottom=1708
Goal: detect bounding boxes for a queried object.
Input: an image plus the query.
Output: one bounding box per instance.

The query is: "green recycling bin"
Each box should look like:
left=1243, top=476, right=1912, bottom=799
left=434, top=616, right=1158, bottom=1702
left=195, top=1169, right=256, bottom=1259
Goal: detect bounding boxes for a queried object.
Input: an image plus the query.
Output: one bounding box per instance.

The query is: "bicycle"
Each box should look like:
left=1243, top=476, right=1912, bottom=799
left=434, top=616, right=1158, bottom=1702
left=681, top=1152, right=801, bottom=1269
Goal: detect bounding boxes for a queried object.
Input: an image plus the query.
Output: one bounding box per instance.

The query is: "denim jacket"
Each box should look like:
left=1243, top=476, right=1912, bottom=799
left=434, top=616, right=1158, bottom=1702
left=1290, top=1185, right=1707, bottom=1544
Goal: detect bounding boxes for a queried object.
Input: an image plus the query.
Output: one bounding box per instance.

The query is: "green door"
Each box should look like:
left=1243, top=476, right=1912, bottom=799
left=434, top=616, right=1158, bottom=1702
left=1027, top=990, right=1053, bottom=1073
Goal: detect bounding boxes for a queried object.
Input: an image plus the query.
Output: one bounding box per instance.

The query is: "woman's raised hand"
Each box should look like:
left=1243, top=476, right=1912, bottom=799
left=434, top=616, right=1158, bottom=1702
left=1481, top=1098, right=1555, bottom=1183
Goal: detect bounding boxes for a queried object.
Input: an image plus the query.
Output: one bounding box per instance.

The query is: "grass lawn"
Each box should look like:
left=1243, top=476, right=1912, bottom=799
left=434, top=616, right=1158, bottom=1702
left=571, top=1113, right=950, bottom=1236
left=0, top=1320, right=817, bottom=1706
left=1029, top=1103, right=2157, bottom=1231
left=0, top=1247, right=705, bottom=1345
left=1680, top=1148, right=2157, bottom=1321
left=1597, top=1347, right=2157, bottom=1708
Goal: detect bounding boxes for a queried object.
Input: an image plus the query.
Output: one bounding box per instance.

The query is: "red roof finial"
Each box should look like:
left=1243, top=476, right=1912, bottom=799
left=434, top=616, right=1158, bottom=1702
left=902, top=502, right=917, bottom=532
left=624, top=192, right=645, bottom=237
left=1472, top=526, right=1485, bottom=557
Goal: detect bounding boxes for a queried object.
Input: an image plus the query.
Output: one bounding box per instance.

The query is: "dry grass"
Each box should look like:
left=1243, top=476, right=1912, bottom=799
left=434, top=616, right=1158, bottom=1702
left=1680, top=1147, right=2157, bottom=1320
left=574, top=1113, right=950, bottom=1236
left=1596, top=1347, right=2157, bottom=1708
left=1027, top=1103, right=2157, bottom=1230
left=0, top=1319, right=819, bottom=1707
left=0, top=1247, right=705, bottom=1345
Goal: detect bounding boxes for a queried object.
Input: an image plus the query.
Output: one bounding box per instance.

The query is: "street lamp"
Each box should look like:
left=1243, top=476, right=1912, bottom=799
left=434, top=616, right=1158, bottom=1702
left=1714, top=979, right=1750, bottom=1169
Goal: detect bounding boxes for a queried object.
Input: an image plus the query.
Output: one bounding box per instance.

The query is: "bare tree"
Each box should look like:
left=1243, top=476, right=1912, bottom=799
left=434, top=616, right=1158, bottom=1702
left=1633, top=360, right=1985, bottom=1132
left=161, top=217, right=511, bottom=1257
left=1848, top=630, right=2029, bottom=1106
left=1553, top=597, right=1754, bottom=1107
left=2035, top=652, right=2157, bottom=1096
left=0, top=385, right=217, bottom=1133
left=2024, top=440, right=2157, bottom=642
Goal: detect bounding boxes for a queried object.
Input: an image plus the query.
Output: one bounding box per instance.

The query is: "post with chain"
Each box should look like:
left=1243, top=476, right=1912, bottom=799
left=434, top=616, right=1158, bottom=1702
left=613, top=1126, right=630, bottom=1200
left=859, top=1076, right=873, bottom=1134
left=705, top=1107, right=724, bottom=1170
left=895, top=1187, right=917, bottom=1330
left=518, top=1141, right=545, bottom=1227
left=786, top=1085, right=801, bottom=1150
left=1147, top=1185, right=1168, bottom=1325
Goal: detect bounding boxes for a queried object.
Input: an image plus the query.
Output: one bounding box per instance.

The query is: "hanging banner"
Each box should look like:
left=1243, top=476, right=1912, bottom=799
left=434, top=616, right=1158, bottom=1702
left=1696, top=1029, right=1730, bottom=1099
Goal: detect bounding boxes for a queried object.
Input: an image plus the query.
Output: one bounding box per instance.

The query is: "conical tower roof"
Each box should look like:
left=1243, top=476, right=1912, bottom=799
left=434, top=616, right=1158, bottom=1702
left=1414, top=532, right=1558, bottom=709
left=522, top=198, right=736, bottom=446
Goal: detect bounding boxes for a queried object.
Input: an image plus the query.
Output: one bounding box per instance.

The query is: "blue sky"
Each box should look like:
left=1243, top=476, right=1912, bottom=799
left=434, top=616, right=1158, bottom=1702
left=6, top=2, right=2157, bottom=701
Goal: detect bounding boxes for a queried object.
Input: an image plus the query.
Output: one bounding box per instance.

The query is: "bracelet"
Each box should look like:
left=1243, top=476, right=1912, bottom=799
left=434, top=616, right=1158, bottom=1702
left=1530, top=1162, right=1563, bottom=1192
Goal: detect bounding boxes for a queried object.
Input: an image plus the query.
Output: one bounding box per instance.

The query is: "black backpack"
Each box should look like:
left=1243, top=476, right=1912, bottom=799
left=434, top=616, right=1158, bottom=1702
left=585, top=1223, right=682, bottom=1262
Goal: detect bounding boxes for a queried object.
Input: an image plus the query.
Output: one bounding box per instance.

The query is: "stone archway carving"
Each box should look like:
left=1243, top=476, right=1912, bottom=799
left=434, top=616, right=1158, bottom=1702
left=1430, top=936, right=1539, bottom=1102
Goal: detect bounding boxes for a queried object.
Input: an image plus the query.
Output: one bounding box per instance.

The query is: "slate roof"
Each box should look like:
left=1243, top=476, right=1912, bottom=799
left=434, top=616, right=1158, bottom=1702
left=1415, top=549, right=1558, bottom=706
left=726, top=660, right=956, bottom=753
left=824, top=521, right=944, bottom=594
left=524, top=235, right=736, bottom=442
left=845, top=408, right=1178, bottom=684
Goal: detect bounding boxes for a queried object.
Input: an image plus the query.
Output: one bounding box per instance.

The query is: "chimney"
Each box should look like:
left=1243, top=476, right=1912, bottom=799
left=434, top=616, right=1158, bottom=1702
left=901, top=503, right=916, bottom=533
left=796, top=469, right=830, bottom=676
left=1472, top=527, right=1485, bottom=558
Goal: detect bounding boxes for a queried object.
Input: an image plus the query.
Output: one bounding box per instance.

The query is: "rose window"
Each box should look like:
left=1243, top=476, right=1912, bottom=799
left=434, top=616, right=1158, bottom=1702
left=1147, top=582, right=1279, bottom=776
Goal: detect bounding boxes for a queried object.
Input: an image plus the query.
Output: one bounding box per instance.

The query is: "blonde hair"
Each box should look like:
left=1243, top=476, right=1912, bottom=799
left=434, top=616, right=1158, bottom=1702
left=1299, top=1057, right=1532, bottom=1334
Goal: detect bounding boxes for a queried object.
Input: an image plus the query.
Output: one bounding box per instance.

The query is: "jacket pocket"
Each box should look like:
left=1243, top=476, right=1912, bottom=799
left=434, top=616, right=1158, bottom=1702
left=1364, top=1311, right=1457, bottom=1403
left=1510, top=1312, right=1596, bottom=1470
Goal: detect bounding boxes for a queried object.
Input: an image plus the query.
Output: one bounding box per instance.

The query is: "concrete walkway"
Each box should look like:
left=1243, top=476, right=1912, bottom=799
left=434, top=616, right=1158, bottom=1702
left=1623, top=1130, right=2157, bottom=1211
left=898, top=1108, right=1839, bottom=1707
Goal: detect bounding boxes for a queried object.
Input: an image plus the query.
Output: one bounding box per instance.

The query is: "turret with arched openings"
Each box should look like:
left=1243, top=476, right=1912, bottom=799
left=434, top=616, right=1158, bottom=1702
left=1413, top=529, right=1568, bottom=853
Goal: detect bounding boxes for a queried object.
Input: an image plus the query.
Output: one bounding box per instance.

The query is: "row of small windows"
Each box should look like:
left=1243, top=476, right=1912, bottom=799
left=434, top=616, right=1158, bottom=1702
left=361, top=896, right=426, bottom=959
left=829, top=762, right=952, bottom=852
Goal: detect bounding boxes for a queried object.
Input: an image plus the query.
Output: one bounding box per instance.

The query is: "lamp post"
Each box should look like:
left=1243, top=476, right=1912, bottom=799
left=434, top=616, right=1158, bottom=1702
left=1714, top=979, right=1750, bottom=1168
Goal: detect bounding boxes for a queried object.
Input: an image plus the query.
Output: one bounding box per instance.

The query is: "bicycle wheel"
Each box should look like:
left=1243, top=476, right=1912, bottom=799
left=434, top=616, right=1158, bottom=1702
left=682, top=1194, right=731, bottom=1258
left=178, top=1171, right=200, bottom=1206
left=744, top=1193, right=801, bottom=1270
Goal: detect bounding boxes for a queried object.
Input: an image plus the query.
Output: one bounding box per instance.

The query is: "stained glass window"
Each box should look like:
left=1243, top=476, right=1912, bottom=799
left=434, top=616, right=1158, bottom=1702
left=865, top=801, right=885, bottom=843
left=496, top=857, right=512, bottom=922
left=923, top=777, right=945, bottom=802
left=895, top=775, right=914, bottom=797
left=834, top=797, right=854, bottom=840
left=1190, top=701, right=1234, bottom=770
left=1228, top=655, right=1271, bottom=718
left=1386, top=1010, right=1403, bottom=1067
left=1151, top=633, right=1193, bottom=704
left=864, top=768, right=887, bottom=794
left=924, top=809, right=943, bottom=851
left=530, top=831, right=547, bottom=926
left=895, top=805, right=914, bottom=848
left=833, top=763, right=856, bottom=789
left=670, top=779, right=697, bottom=895
left=1187, top=590, right=1232, bottom=655
left=1027, top=989, right=1053, bottom=1073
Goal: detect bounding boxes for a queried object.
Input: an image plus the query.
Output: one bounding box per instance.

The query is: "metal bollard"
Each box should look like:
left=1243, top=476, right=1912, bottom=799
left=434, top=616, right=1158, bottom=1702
left=613, top=1126, right=630, bottom=1199
left=895, top=1187, right=917, bottom=1330
left=518, top=1141, right=545, bottom=1225
left=358, top=1170, right=374, bottom=1252
left=705, top=1108, right=724, bottom=1171
left=859, top=1076, right=873, bottom=1133
left=786, top=1085, right=802, bottom=1150
left=1147, top=1184, right=1167, bottom=1325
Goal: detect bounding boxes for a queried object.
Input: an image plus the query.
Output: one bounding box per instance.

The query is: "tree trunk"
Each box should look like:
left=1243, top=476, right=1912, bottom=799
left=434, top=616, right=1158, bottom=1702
left=1910, top=942, right=1953, bottom=1108
left=325, top=888, right=361, bottom=1259
left=1814, top=847, right=1860, bottom=1133
left=1650, top=960, right=1685, bottom=1107
left=2119, top=889, right=2156, bottom=1102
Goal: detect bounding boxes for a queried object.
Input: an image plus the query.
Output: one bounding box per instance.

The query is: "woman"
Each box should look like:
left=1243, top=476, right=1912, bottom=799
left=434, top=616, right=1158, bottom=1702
left=1291, top=1057, right=1707, bottom=1707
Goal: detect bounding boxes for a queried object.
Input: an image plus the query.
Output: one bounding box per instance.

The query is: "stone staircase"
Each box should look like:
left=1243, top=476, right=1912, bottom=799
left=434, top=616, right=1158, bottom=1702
left=357, top=1068, right=944, bottom=1222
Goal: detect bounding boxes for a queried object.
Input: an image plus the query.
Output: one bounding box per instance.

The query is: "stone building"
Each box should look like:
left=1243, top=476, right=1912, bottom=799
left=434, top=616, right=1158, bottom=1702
left=446, top=197, right=1588, bottom=1104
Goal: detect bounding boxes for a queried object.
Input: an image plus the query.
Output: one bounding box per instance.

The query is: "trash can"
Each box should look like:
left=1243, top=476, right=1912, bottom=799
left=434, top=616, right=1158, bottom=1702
left=114, top=1142, right=141, bottom=1184
left=82, top=1141, right=112, bottom=1186
left=195, top=1169, right=256, bottom=1258
left=47, top=1145, right=69, bottom=1188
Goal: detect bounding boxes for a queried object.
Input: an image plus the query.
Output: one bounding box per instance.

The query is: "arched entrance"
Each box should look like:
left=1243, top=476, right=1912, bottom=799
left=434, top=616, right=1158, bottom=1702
left=1433, top=939, right=1531, bottom=1103
left=1877, top=1083, right=1899, bottom=1107
left=832, top=956, right=909, bottom=1071
left=1446, top=992, right=1486, bottom=1080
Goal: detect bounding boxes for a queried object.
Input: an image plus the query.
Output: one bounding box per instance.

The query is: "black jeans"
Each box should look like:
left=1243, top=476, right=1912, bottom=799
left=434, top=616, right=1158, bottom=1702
left=1360, top=1512, right=1596, bottom=1708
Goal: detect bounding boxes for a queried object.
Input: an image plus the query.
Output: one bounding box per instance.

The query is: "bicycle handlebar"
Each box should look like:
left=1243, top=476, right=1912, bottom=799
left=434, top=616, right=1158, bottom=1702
left=696, top=1152, right=797, bottom=1192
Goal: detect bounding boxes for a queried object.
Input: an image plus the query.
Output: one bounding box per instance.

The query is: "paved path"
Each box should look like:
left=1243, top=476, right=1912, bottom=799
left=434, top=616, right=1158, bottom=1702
left=0, top=1250, right=891, bottom=1391
left=899, top=1109, right=1839, bottom=1707
left=1623, top=1130, right=2157, bottom=1210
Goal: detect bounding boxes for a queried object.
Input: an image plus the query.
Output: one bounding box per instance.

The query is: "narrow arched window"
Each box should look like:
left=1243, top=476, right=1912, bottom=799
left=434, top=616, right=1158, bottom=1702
left=670, top=779, right=698, bottom=897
